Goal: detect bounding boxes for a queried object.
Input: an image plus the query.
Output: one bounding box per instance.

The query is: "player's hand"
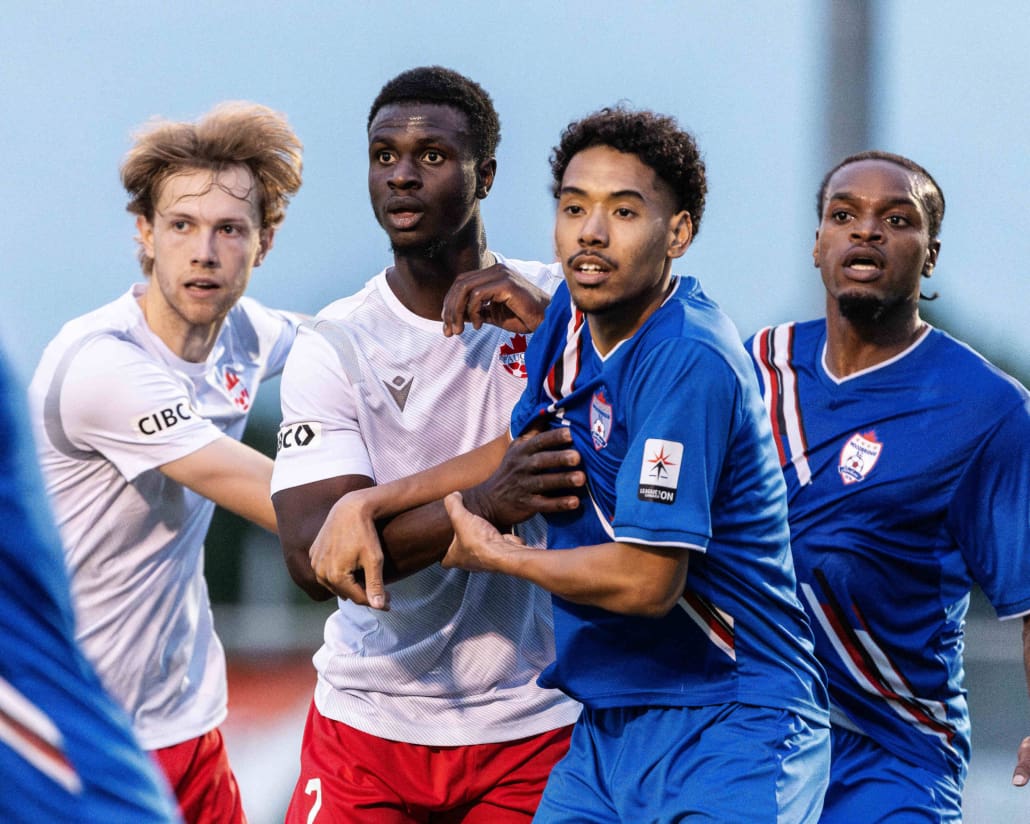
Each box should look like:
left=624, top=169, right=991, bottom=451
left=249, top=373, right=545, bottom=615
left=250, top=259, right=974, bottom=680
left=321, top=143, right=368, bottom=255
left=441, top=262, right=551, bottom=336
left=442, top=491, right=525, bottom=572
left=309, top=490, right=389, bottom=610
left=1012, top=736, right=1030, bottom=786
left=462, top=426, right=584, bottom=528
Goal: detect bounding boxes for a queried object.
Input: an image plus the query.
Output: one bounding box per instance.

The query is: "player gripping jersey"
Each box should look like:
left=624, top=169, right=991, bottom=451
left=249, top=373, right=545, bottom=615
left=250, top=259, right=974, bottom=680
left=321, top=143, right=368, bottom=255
left=271, top=257, right=579, bottom=746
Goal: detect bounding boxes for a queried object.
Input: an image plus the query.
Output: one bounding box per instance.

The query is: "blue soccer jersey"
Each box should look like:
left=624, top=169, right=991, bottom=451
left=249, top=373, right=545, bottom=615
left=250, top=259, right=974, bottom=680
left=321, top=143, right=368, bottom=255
left=0, top=348, right=178, bottom=822
left=748, top=320, right=1030, bottom=781
left=511, top=277, right=828, bottom=723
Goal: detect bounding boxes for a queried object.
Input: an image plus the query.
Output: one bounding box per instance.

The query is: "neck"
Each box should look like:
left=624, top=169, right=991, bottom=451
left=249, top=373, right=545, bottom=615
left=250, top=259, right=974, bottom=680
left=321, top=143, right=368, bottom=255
left=387, top=218, right=491, bottom=320
left=823, top=295, right=926, bottom=378
left=587, top=273, right=673, bottom=356
left=138, top=292, right=221, bottom=363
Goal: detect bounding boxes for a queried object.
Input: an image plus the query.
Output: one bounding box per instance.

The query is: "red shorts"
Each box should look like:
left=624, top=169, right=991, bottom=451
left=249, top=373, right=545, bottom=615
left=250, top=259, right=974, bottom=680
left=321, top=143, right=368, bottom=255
left=152, top=728, right=247, bottom=824
left=285, top=701, right=572, bottom=824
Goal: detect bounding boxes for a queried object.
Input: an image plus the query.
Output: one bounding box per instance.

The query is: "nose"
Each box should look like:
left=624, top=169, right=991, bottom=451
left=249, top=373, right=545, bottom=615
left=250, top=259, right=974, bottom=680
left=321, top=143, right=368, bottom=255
left=579, top=206, right=608, bottom=247
left=850, top=214, right=883, bottom=242
left=191, top=229, right=219, bottom=268
left=388, top=155, right=421, bottom=190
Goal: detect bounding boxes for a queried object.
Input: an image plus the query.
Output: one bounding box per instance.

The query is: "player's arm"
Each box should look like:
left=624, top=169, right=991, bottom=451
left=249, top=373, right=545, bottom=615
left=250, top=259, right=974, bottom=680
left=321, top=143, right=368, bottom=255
left=443, top=491, right=689, bottom=617
left=1013, top=615, right=1030, bottom=787
left=159, top=436, right=278, bottom=533
left=441, top=261, right=553, bottom=336
left=308, top=428, right=585, bottom=608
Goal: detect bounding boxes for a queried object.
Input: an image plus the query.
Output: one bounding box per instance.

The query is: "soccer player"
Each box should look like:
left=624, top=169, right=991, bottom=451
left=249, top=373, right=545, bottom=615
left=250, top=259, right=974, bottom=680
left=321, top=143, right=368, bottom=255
left=28, top=102, right=304, bottom=823
left=270, top=66, right=582, bottom=823
left=323, top=106, right=832, bottom=822
left=1, top=345, right=179, bottom=822
left=747, top=151, right=1030, bottom=821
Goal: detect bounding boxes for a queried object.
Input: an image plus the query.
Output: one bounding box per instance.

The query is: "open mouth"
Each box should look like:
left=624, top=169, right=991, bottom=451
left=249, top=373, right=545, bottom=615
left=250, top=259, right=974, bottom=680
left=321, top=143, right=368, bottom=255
left=569, top=254, right=615, bottom=285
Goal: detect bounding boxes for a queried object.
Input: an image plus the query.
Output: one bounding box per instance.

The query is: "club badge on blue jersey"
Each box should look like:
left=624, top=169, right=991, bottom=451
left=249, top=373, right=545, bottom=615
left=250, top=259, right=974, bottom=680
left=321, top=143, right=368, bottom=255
left=638, top=438, right=683, bottom=504
left=838, top=430, right=883, bottom=485
left=590, top=389, right=612, bottom=450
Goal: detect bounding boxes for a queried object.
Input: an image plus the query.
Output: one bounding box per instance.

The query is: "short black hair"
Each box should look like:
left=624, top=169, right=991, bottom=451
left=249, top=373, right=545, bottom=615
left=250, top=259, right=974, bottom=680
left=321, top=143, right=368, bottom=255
left=817, top=150, right=945, bottom=239
left=549, top=106, right=707, bottom=236
left=368, top=66, right=501, bottom=163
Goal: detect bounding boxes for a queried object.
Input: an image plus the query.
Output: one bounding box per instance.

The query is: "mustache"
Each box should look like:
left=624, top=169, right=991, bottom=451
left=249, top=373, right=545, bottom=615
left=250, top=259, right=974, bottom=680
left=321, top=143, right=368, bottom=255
left=567, top=251, right=617, bottom=270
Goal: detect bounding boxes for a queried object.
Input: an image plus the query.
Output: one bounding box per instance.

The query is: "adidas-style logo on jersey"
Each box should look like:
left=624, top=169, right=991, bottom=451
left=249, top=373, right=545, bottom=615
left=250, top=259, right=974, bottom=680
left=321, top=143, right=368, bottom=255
left=498, top=334, right=528, bottom=379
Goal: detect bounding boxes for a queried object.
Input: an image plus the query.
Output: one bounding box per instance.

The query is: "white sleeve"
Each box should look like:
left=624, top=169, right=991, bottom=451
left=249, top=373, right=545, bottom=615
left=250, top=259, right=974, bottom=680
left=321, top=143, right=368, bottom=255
left=57, top=337, right=222, bottom=481
left=270, top=322, right=373, bottom=494
left=237, top=296, right=303, bottom=379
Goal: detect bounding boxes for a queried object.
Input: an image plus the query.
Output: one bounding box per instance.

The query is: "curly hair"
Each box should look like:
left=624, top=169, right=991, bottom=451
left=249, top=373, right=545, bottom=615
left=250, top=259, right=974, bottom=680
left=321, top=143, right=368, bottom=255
left=121, top=101, right=303, bottom=274
left=549, top=106, right=707, bottom=235
left=367, top=66, right=501, bottom=163
left=817, top=150, right=945, bottom=239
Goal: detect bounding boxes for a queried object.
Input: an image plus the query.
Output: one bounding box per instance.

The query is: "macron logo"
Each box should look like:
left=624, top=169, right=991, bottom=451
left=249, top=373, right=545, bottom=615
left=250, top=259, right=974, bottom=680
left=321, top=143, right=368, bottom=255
left=384, top=375, right=413, bottom=411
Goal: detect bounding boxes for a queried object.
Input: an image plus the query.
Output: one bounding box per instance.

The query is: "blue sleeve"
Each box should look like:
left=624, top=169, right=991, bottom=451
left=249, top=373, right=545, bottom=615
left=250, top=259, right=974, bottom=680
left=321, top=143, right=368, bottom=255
left=612, top=340, right=737, bottom=549
left=949, top=396, right=1030, bottom=618
left=511, top=283, right=572, bottom=436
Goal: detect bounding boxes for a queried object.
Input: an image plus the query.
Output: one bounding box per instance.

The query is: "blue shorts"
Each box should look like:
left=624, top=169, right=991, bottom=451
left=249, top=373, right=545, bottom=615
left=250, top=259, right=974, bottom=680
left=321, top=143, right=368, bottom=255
left=533, top=703, right=829, bottom=823
left=821, top=727, right=962, bottom=823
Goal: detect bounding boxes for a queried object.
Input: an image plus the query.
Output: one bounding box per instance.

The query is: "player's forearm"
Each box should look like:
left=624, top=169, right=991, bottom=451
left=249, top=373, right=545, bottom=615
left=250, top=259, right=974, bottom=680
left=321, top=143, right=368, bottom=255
left=490, top=541, right=688, bottom=618
left=356, top=435, right=510, bottom=523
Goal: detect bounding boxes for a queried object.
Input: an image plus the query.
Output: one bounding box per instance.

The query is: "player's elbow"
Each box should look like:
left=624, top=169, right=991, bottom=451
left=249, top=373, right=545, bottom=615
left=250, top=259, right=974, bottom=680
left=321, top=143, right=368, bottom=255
left=613, top=581, right=682, bottom=618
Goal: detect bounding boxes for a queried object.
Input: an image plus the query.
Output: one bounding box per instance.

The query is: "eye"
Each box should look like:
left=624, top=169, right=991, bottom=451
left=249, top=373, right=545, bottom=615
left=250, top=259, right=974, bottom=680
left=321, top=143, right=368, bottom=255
left=219, top=224, right=238, bottom=236
left=830, top=209, right=852, bottom=223
left=375, top=149, right=395, bottom=164
left=172, top=220, right=189, bottom=231
left=562, top=204, right=584, bottom=215
left=422, top=150, right=444, bottom=164
left=614, top=207, right=635, bottom=218
left=886, top=214, right=910, bottom=227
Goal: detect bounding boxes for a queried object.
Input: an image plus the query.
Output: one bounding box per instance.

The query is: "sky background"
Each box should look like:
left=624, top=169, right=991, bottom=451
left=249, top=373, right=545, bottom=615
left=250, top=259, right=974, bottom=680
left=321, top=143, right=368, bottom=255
left=3, top=3, right=1028, bottom=820
left=3, top=2, right=1027, bottom=394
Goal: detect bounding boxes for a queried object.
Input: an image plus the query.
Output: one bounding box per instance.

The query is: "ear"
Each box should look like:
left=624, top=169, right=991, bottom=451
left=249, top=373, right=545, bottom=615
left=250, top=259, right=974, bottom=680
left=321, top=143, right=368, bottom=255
left=254, top=228, right=276, bottom=268
left=811, top=230, right=821, bottom=268
left=136, top=215, right=156, bottom=266
left=922, top=239, right=941, bottom=277
left=475, top=158, right=497, bottom=199
left=666, top=211, right=693, bottom=259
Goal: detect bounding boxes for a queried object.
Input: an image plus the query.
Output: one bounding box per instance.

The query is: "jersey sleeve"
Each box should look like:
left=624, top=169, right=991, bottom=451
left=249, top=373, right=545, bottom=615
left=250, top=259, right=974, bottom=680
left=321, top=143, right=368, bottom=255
left=237, top=297, right=303, bottom=379
left=55, top=336, right=223, bottom=481
left=270, top=321, right=373, bottom=494
left=612, top=340, right=737, bottom=551
left=948, top=396, right=1030, bottom=619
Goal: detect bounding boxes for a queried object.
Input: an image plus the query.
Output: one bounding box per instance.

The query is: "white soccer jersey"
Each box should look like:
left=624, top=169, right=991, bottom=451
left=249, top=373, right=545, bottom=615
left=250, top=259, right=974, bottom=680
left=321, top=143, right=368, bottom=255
left=29, top=284, right=299, bottom=750
left=272, top=255, right=581, bottom=745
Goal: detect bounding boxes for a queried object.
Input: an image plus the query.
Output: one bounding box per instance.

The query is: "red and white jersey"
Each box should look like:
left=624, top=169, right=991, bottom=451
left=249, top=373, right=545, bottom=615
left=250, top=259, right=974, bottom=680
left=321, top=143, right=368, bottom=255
left=29, top=284, right=299, bottom=750
left=271, top=255, right=581, bottom=745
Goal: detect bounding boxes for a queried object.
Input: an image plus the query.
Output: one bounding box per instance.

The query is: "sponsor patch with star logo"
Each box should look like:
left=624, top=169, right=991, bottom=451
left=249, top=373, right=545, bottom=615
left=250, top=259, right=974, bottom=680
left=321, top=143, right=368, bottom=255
left=638, top=438, right=683, bottom=504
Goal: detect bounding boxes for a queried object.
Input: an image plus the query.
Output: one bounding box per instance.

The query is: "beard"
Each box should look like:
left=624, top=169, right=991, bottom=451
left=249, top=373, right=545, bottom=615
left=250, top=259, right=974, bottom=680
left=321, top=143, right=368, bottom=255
left=390, top=235, right=451, bottom=260
left=836, top=292, right=910, bottom=324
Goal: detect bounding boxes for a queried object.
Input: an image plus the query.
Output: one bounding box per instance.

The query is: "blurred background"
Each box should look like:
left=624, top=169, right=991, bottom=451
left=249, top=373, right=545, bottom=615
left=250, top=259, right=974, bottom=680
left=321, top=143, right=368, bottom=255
left=3, top=1, right=1027, bottom=820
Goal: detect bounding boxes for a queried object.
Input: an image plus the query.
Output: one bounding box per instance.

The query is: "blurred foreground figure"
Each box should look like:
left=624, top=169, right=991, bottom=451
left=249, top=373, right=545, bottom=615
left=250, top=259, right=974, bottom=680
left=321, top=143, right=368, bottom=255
left=0, top=345, right=179, bottom=822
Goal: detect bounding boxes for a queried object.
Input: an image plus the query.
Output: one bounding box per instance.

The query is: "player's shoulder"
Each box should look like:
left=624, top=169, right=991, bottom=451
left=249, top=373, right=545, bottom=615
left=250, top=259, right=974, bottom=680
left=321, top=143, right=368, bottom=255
left=312, top=272, right=384, bottom=322
left=493, top=254, right=564, bottom=292
left=927, top=327, right=1029, bottom=403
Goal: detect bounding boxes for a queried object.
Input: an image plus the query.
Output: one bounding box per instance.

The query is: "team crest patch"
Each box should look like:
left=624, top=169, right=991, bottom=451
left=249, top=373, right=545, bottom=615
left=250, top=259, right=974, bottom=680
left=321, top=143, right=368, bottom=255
left=838, top=430, right=882, bottom=485
left=638, top=438, right=683, bottom=504
left=590, top=390, right=612, bottom=450
left=498, top=334, right=528, bottom=379
left=223, top=367, right=251, bottom=411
